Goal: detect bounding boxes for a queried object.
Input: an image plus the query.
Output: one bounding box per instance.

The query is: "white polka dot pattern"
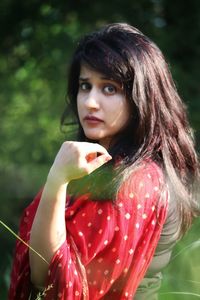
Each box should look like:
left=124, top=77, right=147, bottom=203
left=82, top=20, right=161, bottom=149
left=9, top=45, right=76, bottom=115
left=9, top=161, right=168, bottom=300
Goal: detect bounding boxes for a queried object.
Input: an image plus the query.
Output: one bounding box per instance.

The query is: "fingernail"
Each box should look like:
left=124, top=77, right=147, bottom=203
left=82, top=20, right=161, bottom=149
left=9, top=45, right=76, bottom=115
left=106, top=156, right=112, bottom=161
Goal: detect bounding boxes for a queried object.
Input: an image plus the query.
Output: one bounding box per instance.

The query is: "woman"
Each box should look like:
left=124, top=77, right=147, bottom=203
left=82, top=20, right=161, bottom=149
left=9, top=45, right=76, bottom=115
left=9, top=23, right=199, bottom=299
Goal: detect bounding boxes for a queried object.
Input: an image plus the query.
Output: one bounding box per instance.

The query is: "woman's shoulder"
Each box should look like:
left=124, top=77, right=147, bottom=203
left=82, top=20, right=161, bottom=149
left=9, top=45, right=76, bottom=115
left=133, top=160, right=163, bottom=177
left=124, top=160, right=164, bottom=190
left=117, top=160, right=167, bottom=209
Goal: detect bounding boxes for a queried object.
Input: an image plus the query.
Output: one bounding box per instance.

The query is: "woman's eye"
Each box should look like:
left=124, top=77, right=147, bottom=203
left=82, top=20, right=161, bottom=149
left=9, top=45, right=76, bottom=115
left=103, top=85, right=117, bottom=94
left=79, top=82, right=91, bottom=91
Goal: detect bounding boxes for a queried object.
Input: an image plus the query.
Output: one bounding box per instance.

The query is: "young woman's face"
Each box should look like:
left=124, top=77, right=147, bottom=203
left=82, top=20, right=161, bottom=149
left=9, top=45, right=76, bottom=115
left=77, top=64, right=131, bottom=149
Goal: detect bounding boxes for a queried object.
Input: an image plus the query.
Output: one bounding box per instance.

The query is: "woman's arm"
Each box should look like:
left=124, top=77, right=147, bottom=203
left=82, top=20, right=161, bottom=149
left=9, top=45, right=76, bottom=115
left=29, top=179, right=68, bottom=287
left=29, top=141, right=111, bottom=287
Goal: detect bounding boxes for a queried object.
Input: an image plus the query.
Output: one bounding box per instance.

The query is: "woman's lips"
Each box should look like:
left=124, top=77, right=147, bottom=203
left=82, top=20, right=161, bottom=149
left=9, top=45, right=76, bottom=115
left=84, top=115, right=103, bottom=124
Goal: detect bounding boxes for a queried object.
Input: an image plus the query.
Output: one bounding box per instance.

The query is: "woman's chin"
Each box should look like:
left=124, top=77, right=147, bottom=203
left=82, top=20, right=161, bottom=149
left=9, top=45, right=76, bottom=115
left=84, top=132, right=103, bottom=142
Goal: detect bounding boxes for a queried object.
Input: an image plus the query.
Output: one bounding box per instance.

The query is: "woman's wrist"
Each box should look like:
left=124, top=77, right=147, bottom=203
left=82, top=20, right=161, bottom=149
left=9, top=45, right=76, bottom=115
left=46, top=168, right=69, bottom=191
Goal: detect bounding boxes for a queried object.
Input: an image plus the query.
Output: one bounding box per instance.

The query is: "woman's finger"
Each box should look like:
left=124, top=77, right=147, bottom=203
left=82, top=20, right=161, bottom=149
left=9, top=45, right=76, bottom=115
left=83, top=142, right=110, bottom=156
left=87, top=154, right=112, bottom=174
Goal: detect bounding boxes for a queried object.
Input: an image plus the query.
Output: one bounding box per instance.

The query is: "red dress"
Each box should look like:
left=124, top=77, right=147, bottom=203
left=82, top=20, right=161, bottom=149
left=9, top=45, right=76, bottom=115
left=9, top=161, right=168, bottom=299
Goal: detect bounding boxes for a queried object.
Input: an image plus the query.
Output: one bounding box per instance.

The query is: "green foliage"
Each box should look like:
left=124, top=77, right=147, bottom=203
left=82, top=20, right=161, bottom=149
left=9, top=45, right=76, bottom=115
left=159, top=218, right=200, bottom=299
left=0, top=0, right=200, bottom=299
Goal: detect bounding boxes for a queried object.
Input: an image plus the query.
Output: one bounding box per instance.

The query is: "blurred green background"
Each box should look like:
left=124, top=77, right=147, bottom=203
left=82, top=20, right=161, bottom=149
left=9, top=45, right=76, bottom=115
left=0, top=0, right=200, bottom=299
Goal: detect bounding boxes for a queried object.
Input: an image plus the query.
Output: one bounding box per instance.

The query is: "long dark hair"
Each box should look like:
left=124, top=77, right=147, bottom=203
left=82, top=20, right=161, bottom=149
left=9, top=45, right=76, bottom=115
left=61, top=23, right=200, bottom=237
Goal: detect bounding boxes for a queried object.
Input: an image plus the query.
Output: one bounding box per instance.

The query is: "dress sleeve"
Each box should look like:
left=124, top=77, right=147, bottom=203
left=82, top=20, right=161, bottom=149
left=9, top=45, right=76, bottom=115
left=8, top=190, right=83, bottom=300
left=8, top=190, right=42, bottom=299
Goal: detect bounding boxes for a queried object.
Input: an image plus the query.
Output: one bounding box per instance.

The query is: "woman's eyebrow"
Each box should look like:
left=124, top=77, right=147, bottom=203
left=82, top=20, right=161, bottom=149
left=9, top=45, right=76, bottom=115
left=101, top=77, right=123, bottom=88
left=100, top=76, right=115, bottom=81
left=79, top=76, right=113, bottom=81
left=79, top=76, right=121, bottom=87
left=79, top=77, right=89, bottom=81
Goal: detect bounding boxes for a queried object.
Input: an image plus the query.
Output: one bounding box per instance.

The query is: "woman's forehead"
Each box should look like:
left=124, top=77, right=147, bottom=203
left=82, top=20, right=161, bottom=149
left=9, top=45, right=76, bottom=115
left=79, top=64, right=116, bottom=82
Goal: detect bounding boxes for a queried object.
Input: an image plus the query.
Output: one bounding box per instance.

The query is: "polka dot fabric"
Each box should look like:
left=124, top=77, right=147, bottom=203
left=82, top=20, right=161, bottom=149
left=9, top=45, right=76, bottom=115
left=9, top=162, right=168, bottom=299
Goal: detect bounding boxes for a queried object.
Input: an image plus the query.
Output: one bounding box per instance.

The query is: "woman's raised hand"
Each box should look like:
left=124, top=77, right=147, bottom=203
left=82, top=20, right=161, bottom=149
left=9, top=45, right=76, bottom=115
left=48, top=141, right=112, bottom=185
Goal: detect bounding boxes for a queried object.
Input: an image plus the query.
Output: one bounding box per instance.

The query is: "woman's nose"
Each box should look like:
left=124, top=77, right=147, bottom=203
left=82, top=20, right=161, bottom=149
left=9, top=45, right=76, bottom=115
left=85, top=88, right=100, bottom=109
